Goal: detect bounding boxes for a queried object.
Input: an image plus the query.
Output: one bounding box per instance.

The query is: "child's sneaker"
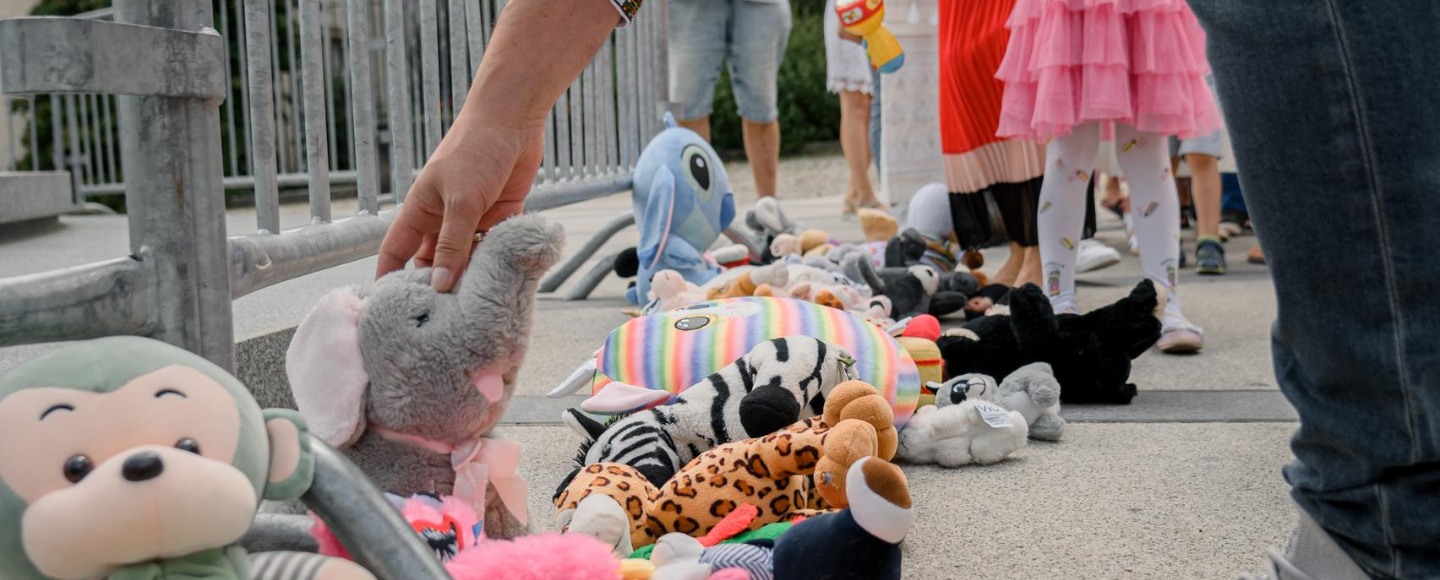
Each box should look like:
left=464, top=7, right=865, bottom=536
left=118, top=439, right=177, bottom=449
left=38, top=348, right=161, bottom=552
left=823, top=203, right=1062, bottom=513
left=1158, top=320, right=1204, bottom=354
left=1076, top=239, right=1122, bottom=273
left=1195, top=236, right=1227, bottom=275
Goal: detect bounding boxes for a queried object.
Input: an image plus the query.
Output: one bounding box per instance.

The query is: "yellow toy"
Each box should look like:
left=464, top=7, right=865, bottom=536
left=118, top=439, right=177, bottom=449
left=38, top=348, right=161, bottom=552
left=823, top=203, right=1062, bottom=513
left=836, top=0, right=905, bottom=73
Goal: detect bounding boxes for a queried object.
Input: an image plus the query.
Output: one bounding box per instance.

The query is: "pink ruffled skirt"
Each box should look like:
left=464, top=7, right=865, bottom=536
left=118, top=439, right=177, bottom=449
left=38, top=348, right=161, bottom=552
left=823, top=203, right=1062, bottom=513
left=996, top=0, right=1222, bottom=140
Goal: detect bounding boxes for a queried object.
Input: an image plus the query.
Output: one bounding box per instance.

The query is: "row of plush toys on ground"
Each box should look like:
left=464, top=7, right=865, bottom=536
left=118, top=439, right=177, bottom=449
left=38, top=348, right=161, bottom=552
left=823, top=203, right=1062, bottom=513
left=535, top=114, right=1167, bottom=578
left=612, top=113, right=1001, bottom=326
left=0, top=118, right=1165, bottom=580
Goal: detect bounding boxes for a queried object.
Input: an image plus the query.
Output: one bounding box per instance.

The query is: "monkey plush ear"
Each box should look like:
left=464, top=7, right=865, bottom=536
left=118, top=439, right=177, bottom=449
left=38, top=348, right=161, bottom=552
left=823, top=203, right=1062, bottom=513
left=261, top=409, right=316, bottom=501
left=286, top=287, right=370, bottom=448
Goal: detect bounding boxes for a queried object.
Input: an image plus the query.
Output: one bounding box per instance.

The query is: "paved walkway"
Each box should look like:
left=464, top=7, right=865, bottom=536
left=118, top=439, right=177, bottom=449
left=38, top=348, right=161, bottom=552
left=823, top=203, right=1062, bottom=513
left=0, top=152, right=1296, bottom=579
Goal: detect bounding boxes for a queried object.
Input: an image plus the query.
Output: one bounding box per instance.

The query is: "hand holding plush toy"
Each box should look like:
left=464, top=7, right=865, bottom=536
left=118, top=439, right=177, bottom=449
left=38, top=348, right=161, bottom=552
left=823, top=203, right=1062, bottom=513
left=285, top=214, right=565, bottom=540
left=835, top=0, right=905, bottom=73
left=0, top=337, right=373, bottom=580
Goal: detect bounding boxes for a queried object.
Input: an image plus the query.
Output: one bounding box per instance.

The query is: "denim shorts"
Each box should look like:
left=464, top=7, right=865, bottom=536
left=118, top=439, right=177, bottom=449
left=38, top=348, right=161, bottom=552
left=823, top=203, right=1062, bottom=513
left=1169, top=74, right=1223, bottom=159
left=1170, top=130, right=1224, bottom=159
left=667, top=0, right=792, bottom=123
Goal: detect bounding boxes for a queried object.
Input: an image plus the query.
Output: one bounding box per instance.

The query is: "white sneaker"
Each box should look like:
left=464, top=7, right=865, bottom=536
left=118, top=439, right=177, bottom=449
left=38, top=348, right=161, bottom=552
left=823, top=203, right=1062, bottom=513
left=1238, top=509, right=1370, bottom=580
left=1076, top=239, right=1122, bottom=273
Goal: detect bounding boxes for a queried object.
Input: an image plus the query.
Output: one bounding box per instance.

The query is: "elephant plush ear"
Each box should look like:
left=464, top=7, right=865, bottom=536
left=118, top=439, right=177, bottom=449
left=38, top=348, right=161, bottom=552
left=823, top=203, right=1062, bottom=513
left=286, top=287, right=370, bottom=448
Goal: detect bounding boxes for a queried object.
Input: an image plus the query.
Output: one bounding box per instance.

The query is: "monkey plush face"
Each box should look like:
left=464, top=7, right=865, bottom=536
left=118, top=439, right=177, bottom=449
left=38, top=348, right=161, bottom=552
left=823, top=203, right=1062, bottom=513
left=0, top=337, right=314, bottom=580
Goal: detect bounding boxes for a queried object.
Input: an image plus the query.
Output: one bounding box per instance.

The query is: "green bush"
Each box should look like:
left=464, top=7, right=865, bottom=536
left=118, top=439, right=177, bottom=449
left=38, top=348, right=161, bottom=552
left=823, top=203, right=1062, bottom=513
left=708, top=1, right=840, bottom=157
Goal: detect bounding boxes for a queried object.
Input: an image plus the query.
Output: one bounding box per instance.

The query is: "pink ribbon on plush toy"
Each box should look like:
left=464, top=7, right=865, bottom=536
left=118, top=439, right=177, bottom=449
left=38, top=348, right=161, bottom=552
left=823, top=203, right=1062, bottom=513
left=451, top=437, right=528, bottom=530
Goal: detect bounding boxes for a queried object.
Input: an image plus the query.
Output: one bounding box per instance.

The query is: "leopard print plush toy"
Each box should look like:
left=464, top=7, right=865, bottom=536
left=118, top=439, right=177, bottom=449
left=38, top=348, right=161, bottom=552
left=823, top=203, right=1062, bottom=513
left=554, top=381, right=897, bottom=554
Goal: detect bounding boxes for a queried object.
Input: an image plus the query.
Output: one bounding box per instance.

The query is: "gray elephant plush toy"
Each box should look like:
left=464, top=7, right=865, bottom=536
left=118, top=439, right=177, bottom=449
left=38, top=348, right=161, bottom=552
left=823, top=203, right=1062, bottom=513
left=284, top=214, right=564, bottom=540
left=997, top=362, right=1066, bottom=441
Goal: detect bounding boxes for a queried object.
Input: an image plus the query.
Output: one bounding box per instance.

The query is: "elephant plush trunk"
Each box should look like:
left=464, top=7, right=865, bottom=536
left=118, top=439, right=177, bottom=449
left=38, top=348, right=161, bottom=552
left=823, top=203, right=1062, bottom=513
left=456, top=215, right=567, bottom=371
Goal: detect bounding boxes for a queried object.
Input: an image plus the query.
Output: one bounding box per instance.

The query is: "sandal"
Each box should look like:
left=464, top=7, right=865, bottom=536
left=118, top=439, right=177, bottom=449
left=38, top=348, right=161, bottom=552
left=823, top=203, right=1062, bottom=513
left=1247, top=244, right=1266, bottom=265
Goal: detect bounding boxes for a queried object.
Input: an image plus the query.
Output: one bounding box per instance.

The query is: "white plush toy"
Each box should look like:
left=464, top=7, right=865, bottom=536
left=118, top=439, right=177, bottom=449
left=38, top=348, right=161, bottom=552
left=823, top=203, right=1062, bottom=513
left=997, top=362, right=1066, bottom=441
left=896, top=374, right=1029, bottom=467
left=650, top=533, right=717, bottom=580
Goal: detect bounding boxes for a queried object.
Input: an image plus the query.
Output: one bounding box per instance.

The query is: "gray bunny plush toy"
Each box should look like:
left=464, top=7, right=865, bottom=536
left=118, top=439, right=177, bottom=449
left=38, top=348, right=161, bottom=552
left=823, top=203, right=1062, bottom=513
left=284, top=214, right=564, bottom=540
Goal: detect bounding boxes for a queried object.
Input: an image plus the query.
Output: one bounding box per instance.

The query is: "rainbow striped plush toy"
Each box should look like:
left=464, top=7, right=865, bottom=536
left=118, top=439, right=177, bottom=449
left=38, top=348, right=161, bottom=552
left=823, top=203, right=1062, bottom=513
left=553, top=297, right=923, bottom=427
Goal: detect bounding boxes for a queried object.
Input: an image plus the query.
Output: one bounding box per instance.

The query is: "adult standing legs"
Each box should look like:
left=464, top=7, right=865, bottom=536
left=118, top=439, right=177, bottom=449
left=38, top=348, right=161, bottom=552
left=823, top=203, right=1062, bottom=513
left=1191, top=1, right=1440, bottom=577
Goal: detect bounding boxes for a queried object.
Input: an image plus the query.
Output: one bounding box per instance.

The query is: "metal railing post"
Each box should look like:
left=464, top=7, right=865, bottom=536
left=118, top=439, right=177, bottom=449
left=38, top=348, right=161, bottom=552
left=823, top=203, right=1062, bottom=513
left=113, top=0, right=236, bottom=371
left=243, top=0, right=281, bottom=233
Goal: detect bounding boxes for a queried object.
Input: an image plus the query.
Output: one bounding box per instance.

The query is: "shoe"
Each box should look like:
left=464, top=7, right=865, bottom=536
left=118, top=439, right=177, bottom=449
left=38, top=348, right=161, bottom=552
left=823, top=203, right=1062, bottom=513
left=1222, top=209, right=1249, bottom=231
left=1179, top=243, right=1189, bottom=269
left=1248, top=244, right=1266, bottom=265
left=1218, top=221, right=1243, bottom=240
left=1237, top=509, right=1370, bottom=580
left=1195, top=236, right=1227, bottom=275
left=1076, top=239, right=1122, bottom=273
left=1158, top=321, right=1204, bottom=353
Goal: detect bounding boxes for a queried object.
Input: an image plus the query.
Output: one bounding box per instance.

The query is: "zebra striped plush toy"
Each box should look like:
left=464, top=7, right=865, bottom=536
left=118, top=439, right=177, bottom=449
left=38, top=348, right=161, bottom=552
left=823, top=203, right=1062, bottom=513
left=562, top=336, right=854, bottom=488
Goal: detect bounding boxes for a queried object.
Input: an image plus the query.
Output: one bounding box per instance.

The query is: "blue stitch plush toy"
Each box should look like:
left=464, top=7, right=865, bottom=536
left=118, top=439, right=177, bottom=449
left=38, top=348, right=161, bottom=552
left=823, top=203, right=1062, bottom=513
left=627, top=113, right=736, bottom=304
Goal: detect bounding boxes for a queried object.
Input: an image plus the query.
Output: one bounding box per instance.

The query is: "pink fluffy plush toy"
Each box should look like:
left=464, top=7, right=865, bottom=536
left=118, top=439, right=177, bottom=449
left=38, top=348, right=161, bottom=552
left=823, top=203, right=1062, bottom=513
left=313, top=495, right=621, bottom=580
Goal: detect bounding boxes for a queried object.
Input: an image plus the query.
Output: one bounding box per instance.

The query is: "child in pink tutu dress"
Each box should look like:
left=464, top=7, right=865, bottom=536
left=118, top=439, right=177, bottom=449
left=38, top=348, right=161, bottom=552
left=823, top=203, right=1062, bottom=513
left=996, top=0, right=1220, bottom=352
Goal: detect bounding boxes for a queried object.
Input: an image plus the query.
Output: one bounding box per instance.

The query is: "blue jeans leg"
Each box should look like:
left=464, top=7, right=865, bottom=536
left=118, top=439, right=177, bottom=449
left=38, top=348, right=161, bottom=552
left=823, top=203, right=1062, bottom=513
left=1188, top=1, right=1440, bottom=578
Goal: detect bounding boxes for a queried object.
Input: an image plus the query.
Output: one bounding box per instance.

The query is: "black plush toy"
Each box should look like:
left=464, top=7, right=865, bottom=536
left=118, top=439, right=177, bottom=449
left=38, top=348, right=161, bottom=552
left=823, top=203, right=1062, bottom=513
left=936, top=280, right=1164, bottom=404
left=882, top=229, right=927, bottom=269
left=867, top=265, right=979, bottom=319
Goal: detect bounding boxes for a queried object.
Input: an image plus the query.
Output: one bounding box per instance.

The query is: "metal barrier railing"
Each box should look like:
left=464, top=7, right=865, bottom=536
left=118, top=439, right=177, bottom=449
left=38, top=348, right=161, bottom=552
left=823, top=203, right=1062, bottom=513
left=0, top=0, right=669, bottom=371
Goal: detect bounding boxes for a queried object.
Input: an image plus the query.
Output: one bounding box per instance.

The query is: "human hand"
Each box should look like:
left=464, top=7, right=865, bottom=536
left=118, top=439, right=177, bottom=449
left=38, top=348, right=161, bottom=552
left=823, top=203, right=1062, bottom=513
left=838, top=30, right=862, bottom=44
left=374, top=0, right=618, bottom=291
left=376, top=115, right=545, bottom=292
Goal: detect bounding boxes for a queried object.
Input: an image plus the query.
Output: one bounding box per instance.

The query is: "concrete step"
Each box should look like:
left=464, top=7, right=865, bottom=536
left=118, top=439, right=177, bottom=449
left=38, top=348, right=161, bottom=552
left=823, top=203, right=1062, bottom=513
left=507, top=422, right=1295, bottom=580
left=0, top=171, right=72, bottom=225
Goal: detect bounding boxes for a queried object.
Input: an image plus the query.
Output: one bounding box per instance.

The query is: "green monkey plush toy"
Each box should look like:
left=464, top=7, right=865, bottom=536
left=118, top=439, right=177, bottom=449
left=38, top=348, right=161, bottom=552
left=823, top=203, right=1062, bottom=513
left=0, top=337, right=375, bottom=580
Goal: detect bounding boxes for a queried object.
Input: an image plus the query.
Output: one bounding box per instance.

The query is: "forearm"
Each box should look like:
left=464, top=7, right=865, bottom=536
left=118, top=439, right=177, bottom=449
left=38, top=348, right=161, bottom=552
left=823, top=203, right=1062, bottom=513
left=461, top=0, right=620, bottom=128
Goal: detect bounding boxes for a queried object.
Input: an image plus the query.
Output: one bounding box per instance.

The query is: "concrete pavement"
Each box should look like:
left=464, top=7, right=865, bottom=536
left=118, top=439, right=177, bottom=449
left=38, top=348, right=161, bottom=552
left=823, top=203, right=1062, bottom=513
left=0, top=151, right=1295, bottom=579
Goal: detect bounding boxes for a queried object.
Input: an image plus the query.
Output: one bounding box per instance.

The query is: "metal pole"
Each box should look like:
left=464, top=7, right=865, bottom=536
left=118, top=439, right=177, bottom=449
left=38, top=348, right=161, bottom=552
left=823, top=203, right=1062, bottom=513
left=114, top=0, right=235, bottom=371
left=336, top=0, right=355, bottom=168
left=447, top=0, right=468, bottom=118
left=346, top=0, right=380, bottom=214
left=287, top=0, right=306, bottom=172
left=418, top=0, right=442, bottom=156
left=245, top=0, right=282, bottom=233
left=49, top=94, right=62, bottom=173
left=382, top=0, right=414, bottom=202
left=99, top=95, right=116, bottom=184
left=321, top=0, right=339, bottom=170
left=28, top=96, right=40, bottom=172
left=85, top=94, right=102, bottom=185
left=582, top=58, right=595, bottom=176
left=267, top=0, right=288, bottom=175
left=556, top=86, right=572, bottom=180
left=234, top=0, right=254, bottom=176
left=3, top=98, right=14, bottom=171
left=219, top=0, right=240, bottom=177
left=64, top=94, right=85, bottom=194
left=464, top=0, right=483, bottom=73
left=299, top=0, right=332, bottom=221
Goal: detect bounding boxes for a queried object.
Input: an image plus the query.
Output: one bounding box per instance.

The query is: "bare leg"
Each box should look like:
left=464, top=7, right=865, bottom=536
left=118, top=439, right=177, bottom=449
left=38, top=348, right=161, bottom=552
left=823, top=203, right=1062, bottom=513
left=992, top=242, right=1025, bottom=287
left=839, top=90, right=875, bottom=211
left=678, top=116, right=712, bottom=142
left=1186, top=153, right=1222, bottom=238
left=1015, top=246, right=1043, bottom=288
left=742, top=119, right=781, bottom=198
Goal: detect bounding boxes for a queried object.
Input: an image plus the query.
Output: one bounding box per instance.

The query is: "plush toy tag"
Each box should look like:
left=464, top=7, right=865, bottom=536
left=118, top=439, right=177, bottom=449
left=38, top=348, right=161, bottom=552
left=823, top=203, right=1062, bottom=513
left=974, top=402, right=1013, bottom=428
